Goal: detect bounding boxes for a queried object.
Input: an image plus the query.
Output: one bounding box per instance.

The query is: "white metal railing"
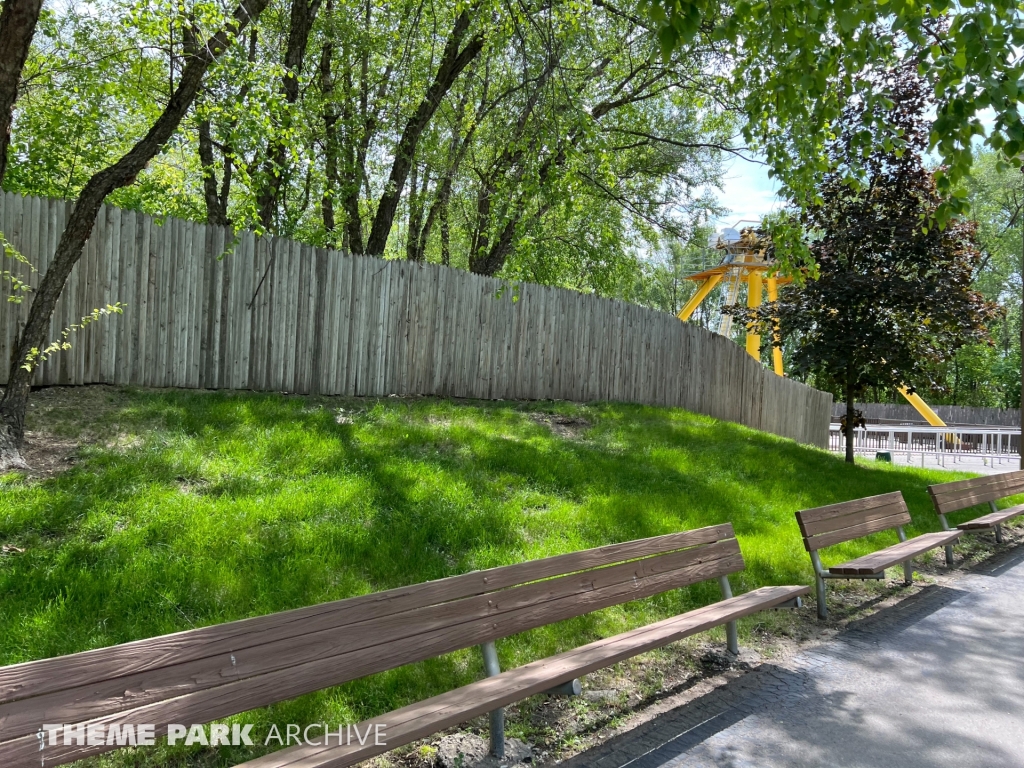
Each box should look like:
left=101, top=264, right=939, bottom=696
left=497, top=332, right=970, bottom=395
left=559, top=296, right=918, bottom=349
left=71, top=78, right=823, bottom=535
left=828, top=423, right=1021, bottom=467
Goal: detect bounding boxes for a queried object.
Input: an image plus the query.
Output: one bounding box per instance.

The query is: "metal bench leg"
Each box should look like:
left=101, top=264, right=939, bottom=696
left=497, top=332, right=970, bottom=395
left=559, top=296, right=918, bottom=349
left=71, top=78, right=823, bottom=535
left=896, top=527, right=912, bottom=585
left=717, top=575, right=739, bottom=654
left=938, top=514, right=954, bottom=567
left=988, top=502, right=1005, bottom=544
left=544, top=679, right=582, bottom=697
left=810, top=550, right=827, bottom=620
left=815, top=575, right=827, bottom=619
left=479, top=641, right=504, bottom=758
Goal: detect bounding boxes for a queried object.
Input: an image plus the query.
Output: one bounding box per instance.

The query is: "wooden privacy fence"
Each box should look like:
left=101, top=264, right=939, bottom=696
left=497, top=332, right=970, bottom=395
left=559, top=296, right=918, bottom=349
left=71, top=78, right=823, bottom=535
left=0, top=192, right=832, bottom=446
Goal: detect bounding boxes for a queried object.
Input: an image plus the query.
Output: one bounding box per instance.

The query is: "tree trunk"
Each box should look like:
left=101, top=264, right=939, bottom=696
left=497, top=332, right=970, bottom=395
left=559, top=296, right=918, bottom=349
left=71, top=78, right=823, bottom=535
left=0, top=0, right=43, bottom=186
left=405, top=163, right=432, bottom=261
left=465, top=59, right=661, bottom=277
left=467, top=57, right=557, bottom=276
left=845, top=370, right=856, bottom=464
left=319, top=27, right=339, bottom=241
left=405, top=161, right=419, bottom=259
left=256, top=0, right=323, bottom=231
left=0, top=0, right=269, bottom=469
left=470, top=180, right=556, bottom=276
left=334, top=0, right=398, bottom=255
left=440, top=200, right=451, bottom=266
left=338, top=45, right=364, bottom=253
left=197, top=118, right=231, bottom=226
left=471, top=212, right=519, bottom=275
left=191, top=27, right=254, bottom=227
left=364, top=8, right=483, bottom=256
left=413, top=83, right=478, bottom=263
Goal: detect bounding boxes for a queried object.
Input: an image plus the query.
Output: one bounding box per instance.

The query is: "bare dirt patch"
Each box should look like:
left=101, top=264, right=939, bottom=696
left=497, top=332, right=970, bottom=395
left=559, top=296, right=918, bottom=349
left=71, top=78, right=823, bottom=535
left=530, top=413, right=592, bottom=439
left=19, top=430, right=80, bottom=478
left=3, top=385, right=138, bottom=478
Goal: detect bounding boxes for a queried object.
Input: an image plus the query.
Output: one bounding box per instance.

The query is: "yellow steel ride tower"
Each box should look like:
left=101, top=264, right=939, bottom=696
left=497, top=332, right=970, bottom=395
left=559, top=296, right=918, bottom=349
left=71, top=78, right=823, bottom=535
left=676, top=225, right=788, bottom=375
left=675, top=224, right=948, bottom=428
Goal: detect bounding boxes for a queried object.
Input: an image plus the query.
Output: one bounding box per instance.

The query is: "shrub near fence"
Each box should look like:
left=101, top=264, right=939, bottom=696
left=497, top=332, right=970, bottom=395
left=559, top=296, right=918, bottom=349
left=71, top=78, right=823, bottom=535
left=0, top=192, right=833, bottom=447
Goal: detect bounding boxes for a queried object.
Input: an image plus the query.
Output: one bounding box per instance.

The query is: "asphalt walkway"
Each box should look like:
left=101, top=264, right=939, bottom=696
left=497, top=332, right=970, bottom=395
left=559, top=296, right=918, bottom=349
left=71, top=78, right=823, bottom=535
left=564, top=546, right=1024, bottom=768
left=854, top=452, right=1021, bottom=476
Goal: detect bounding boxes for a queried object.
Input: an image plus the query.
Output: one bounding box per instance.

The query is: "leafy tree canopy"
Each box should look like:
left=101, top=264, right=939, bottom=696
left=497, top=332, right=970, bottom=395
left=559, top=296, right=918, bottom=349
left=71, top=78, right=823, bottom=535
left=5, top=0, right=734, bottom=295
left=645, top=0, right=1024, bottom=251
left=746, top=68, right=1002, bottom=460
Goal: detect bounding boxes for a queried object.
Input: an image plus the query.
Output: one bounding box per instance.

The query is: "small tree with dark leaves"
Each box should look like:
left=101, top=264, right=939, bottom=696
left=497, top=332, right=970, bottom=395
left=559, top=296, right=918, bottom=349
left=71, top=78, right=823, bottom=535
left=750, top=68, right=1001, bottom=463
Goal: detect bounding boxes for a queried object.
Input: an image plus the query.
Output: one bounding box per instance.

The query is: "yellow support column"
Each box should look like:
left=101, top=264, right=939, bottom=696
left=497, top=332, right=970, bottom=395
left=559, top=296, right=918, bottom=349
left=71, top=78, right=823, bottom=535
left=745, top=271, right=762, bottom=360
left=677, top=273, right=724, bottom=321
left=898, top=387, right=947, bottom=427
left=766, top=276, right=784, bottom=376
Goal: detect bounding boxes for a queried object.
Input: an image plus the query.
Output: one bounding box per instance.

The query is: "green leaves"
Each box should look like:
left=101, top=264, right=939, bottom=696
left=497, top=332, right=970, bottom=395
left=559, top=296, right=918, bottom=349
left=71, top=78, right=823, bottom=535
left=643, top=0, right=707, bottom=55
left=743, top=70, right=1001, bottom=411
left=762, top=211, right=816, bottom=281
left=0, top=230, right=35, bottom=305
left=21, top=304, right=126, bottom=373
left=644, top=0, right=1024, bottom=231
left=2, top=0, right=750, bottom=295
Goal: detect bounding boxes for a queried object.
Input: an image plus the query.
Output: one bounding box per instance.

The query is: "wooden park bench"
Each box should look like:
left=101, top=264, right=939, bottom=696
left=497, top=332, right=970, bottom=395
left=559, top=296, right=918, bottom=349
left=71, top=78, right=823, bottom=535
left=0, top=523, right=808, bottom=768
left=929, top=470, right=1024, bottom=561
left=796, top=491, right=961, bottom=619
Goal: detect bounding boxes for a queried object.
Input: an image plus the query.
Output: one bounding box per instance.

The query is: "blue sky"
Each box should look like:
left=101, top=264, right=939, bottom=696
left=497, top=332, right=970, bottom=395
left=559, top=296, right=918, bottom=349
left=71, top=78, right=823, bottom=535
left=712, top=108, right=1003, bottom=230
left=712, top=156, right=783, bottom=229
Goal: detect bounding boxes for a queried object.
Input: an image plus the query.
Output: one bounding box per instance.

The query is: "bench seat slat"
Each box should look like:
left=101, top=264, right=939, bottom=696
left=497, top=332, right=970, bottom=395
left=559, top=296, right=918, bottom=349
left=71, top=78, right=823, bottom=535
left=827, top=531, right=962, bottom=575
left=0, top=541, right=742, bottom=741
left=956, top=503, right=1024, bottom=531
left=0, top=551, right=746, bottom=764
left=233, top=585, right=812, bottom=768
left=0, top=525, right=735, bottom=707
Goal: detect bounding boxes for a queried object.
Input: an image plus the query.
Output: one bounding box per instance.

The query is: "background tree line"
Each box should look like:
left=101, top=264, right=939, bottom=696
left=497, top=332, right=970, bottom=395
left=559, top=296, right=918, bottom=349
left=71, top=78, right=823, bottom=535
left=4, top=0, right=733, bottom=295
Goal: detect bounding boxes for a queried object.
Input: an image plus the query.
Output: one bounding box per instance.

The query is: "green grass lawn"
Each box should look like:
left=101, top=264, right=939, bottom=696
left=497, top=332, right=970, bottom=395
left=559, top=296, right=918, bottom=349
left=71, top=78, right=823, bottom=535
left=0, top=387, right=1003, bottom=766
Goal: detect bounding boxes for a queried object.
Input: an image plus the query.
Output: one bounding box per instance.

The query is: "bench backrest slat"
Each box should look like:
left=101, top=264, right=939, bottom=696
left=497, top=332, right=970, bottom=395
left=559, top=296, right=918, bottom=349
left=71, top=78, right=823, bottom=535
left=796, top=492, right=910, bottom=551
left=0, top=524, right=741, bottom=764
left=928, top=470, right=1024, bottom=514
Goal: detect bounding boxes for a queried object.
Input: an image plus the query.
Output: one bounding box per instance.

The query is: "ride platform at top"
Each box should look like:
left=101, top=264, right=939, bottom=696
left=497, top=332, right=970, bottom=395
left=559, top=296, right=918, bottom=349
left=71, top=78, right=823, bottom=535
left=676, top=224, right=787, bottom=375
